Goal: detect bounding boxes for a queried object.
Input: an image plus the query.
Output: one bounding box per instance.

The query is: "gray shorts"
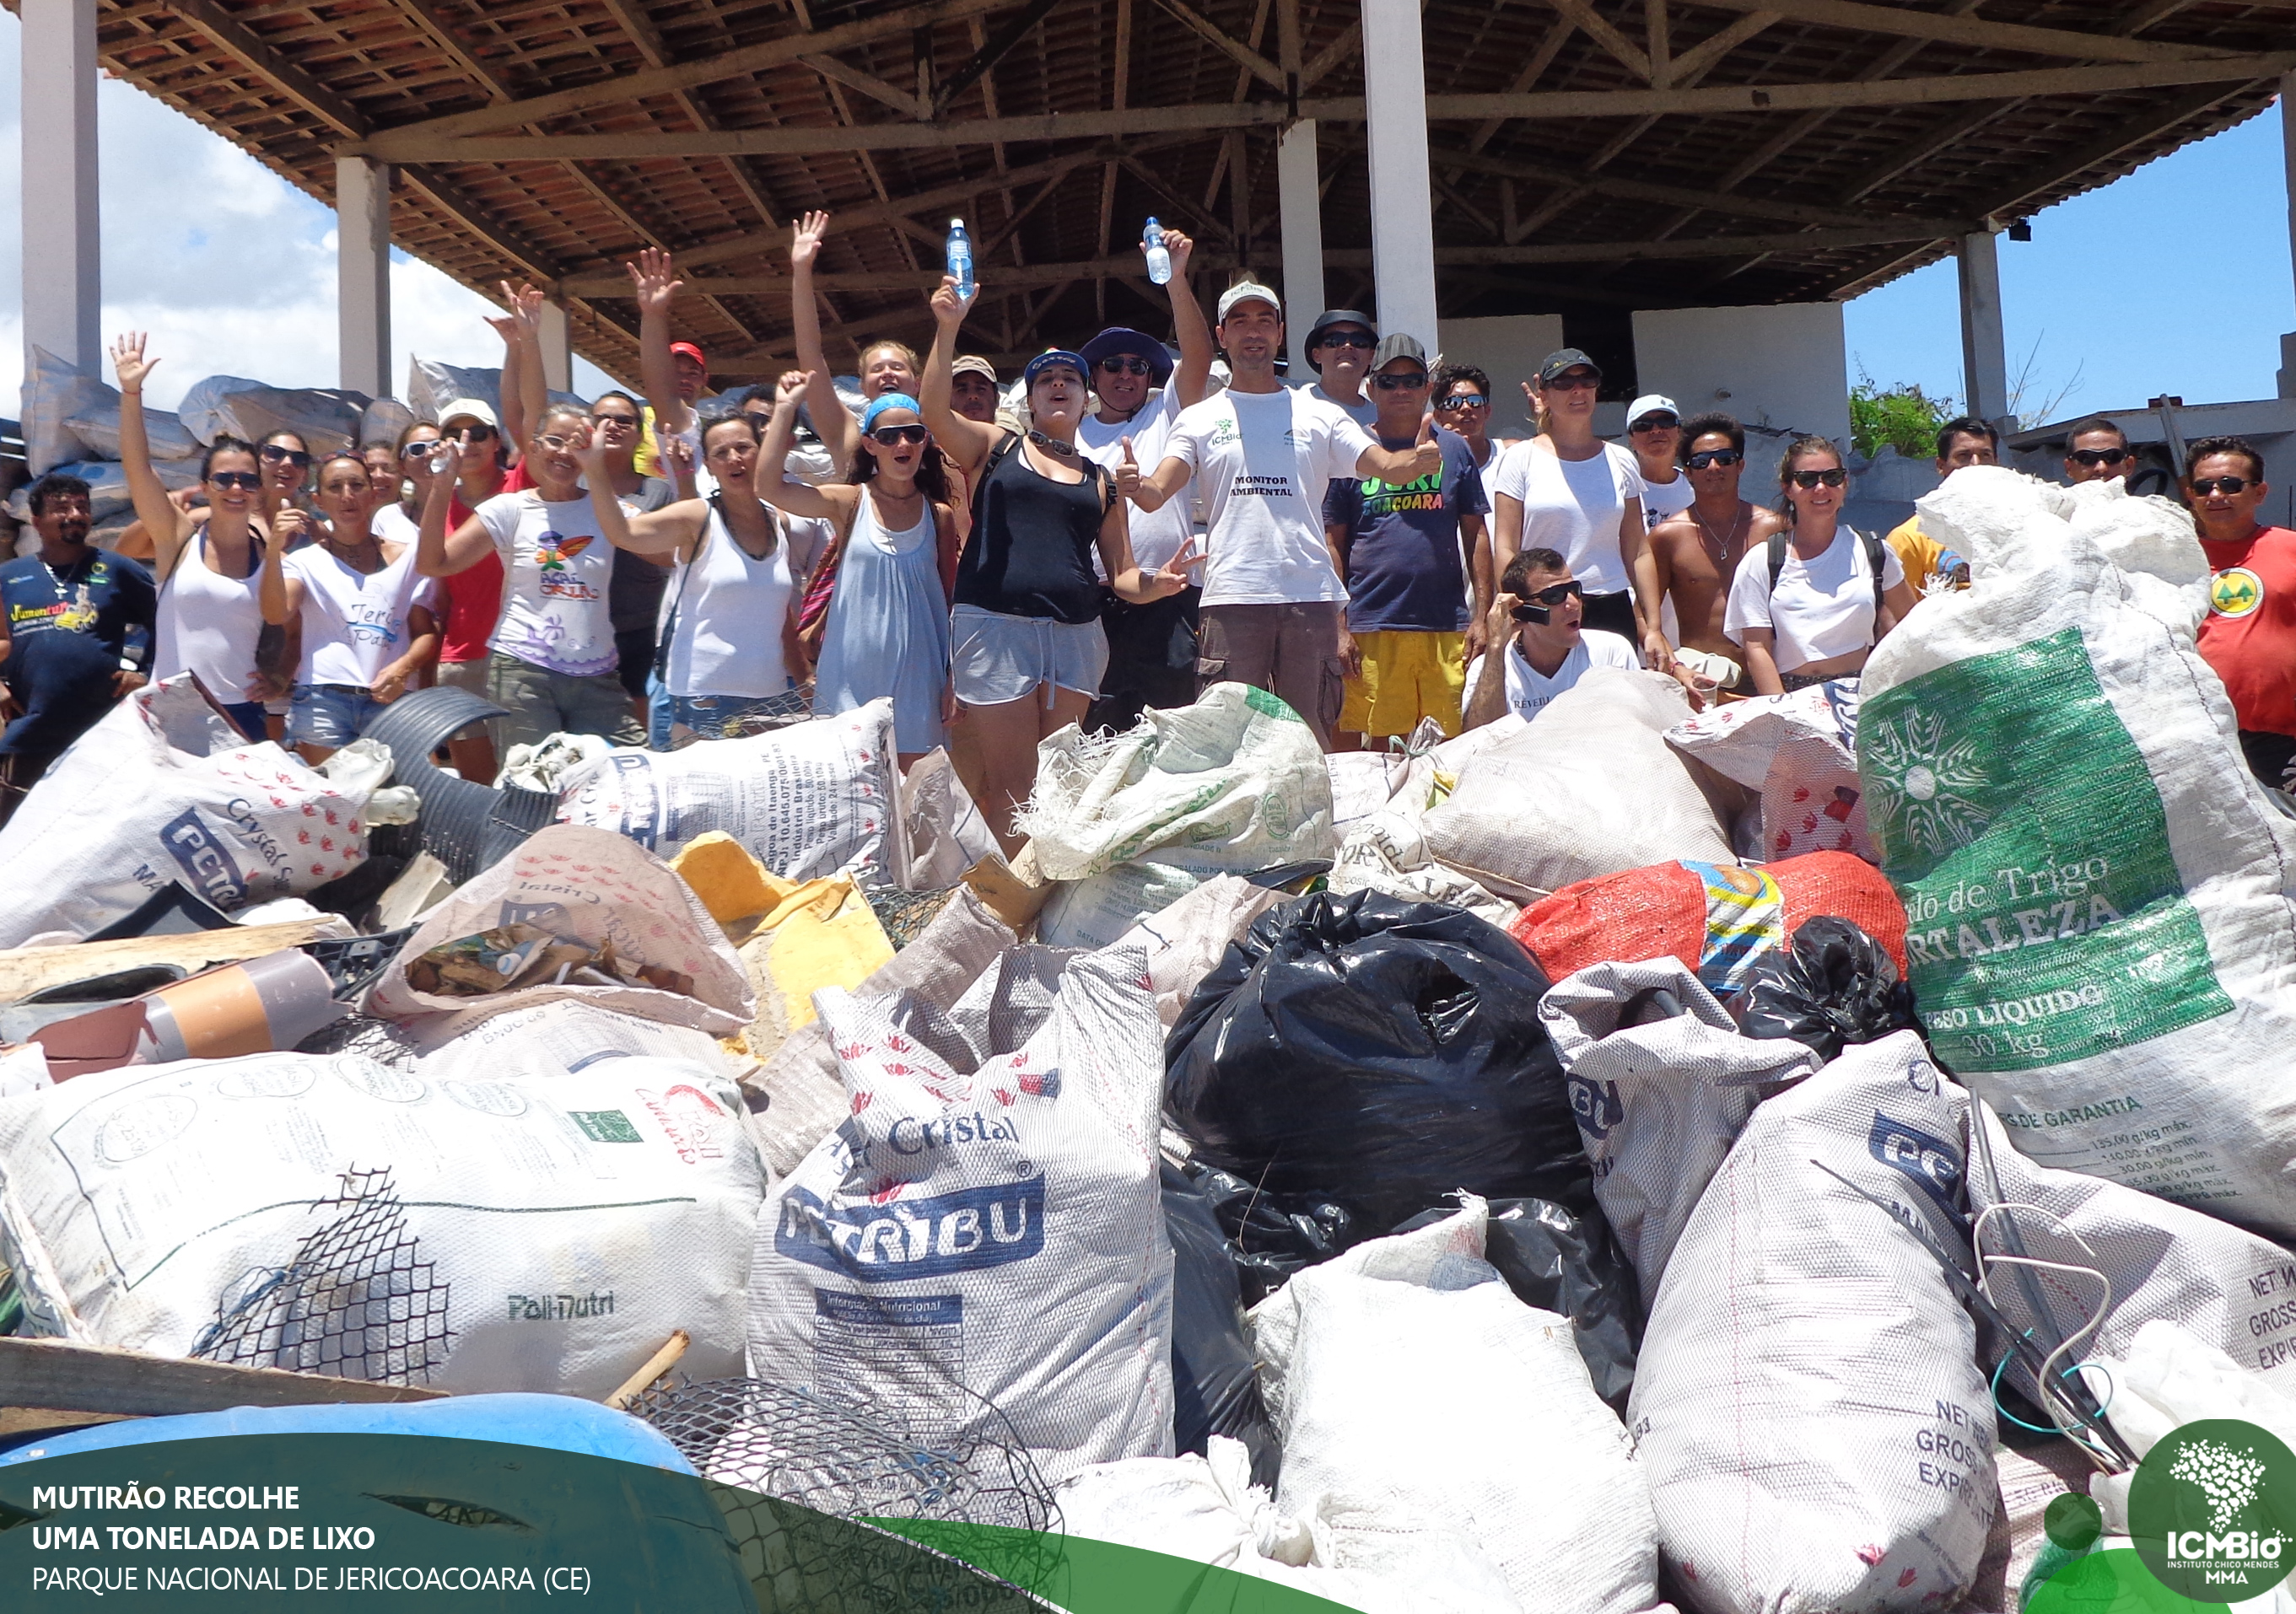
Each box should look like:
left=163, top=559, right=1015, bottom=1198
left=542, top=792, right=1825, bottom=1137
left=951, top=605, right=1109, bottom=707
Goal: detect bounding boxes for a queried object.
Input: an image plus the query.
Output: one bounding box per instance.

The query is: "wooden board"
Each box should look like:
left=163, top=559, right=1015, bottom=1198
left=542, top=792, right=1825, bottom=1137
left=0, top=1337, right=445, bottom=1420
left=0, top=920, right=344, bottom=1008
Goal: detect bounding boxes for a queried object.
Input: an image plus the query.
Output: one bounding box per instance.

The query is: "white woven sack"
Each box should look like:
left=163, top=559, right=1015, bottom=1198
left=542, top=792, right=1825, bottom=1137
left=1422, top=669, right=1732, bottom=901
left=555, top=698, right=903, bottom=883
left=415, top=1000, right=734, bottom=1085
left=1665, top=681, right=1877, bottom=862
left=1016, top=681, right=1334, bottom=881
left=1859, top=466, right=2296, bottom=1237
left=1036, top=858, right=1205, bottom=950
left=0, top=1051, right=764, bottom=1396
left=1630, top=1031, right=1997, bottom=1614
left=746, top=947, right=1173, bottom=1486
left=0, top=675, right=372, bottom=946
left=1254, top=1198, right=1665, bottom=1614
left=1965, top=1096, right=2296, bottom=1391
left=1102, top=874, right=1285, bottom=1027
left=1540, top=957, right=1821, bottom=1310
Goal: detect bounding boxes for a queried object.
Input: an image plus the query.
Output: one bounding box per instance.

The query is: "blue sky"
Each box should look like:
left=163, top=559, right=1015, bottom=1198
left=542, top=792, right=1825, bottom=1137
left=1842, top=107, right=2294, bottom=422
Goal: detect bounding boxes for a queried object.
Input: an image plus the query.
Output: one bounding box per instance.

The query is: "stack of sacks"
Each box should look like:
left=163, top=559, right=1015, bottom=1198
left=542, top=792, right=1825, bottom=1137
left=1859, top=466, right=2296, bottom=1238
left=1665, top=681, right=1877, bottom=862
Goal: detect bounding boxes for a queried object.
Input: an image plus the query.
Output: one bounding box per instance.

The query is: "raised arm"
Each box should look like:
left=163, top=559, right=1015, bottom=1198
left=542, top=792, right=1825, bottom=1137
left=1354, top=416, right=1445, bottom=486
left=415, top=440, right=500, bottom=576
left=627, top=248, right=693, bottom=438
left=1463, top=595, right=1517, bottom=731
left=577, top=440, right=706, bottom=561
left=920, top=277, right=999, bottom=475
left=756, top=370, right=855, bottom=525
left=1159, top=230, right=1215, bottom=409
left=488, top=281, right=549, bottom=449
left=789, top=212, right=860, bottom=471
left=111, top=333, right=192, bottom=573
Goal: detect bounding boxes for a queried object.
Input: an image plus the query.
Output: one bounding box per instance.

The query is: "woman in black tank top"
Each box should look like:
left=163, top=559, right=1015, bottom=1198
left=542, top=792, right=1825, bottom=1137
left=923, top=275, right=1199, bottom=853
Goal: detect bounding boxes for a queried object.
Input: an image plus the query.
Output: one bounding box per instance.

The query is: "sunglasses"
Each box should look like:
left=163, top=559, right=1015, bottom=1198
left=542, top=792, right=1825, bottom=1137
left=2070, top=448, right=2129, bottom=467
left=1437, top=394, right=1490, bottom=411
left=2191, top=476, right=2254, bottom=496
left=1097, top=356, right=1154, bottom=376
left=260, top=444, right=313, bottom=469
left=1372, top=372, right=1430, bottom=391
left=401, top=441, right=445, bottom=460
left=1512, top=580, right=1585, bottom=619
left=1544, top=373, right=1600, bottom=392
left=1315, top=332, right=1376, bottom=351
left=1630, top=417, right=1679, bottom=433
left=1790, top=467, right=1848, bottom=489
left=535, top=432, right=588, bottom=452
left=449, top=425, right=498, bottom=442
left=209, top=471, right=262, bottom=490
left=591, top=413, right=640, bottom=430
left=870, top=424, right=930, bottom=445
left=1685, top=449, right=1744, bottom=470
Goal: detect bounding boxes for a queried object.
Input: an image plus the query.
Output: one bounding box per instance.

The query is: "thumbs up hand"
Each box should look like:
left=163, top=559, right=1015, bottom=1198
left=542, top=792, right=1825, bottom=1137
left=1408, top=412, right=1442, bottom=478
left=1115, top=435, right=1142, bottom=500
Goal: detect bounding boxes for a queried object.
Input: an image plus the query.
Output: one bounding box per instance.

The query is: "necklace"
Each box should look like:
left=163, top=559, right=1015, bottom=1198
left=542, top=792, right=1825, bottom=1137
left=40, top=551, right=94, bottom=594
left=1689, top=503, right=1747, bottom=563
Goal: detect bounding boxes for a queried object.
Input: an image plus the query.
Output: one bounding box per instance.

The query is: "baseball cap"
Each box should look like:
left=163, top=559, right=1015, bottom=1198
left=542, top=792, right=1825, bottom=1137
left=1372, top=333, right=1428, bottom=371
left=1537, top=348, right=1603, bottom=386
left=1627, top=394, right=1681, bottom=428
left=1077, top=326, right=1174, bottom=385
left=1216, top=280, right=1282, bottom=321
left=437, top=398, right=499, bottom=430
left=1023, top=349, right=1089, bottom=388
left=951, top=354, right=1000, bottom=383
left=669, top=341, right=707, bottom=368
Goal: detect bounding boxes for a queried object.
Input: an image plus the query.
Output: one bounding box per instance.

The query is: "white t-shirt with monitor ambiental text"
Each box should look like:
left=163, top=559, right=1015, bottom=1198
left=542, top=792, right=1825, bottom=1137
left=1161, top=387, right=1377, bottom=608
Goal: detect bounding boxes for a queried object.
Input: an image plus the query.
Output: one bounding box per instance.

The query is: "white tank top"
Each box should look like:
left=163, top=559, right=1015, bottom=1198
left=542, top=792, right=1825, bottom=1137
left=154, top=529, right=264, bottom=705
left=662, top=501, right=796, bottom=699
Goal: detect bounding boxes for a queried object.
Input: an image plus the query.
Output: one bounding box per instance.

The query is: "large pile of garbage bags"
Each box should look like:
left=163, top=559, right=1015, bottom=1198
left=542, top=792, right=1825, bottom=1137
left=4, top=468, right=2296, bottom=1614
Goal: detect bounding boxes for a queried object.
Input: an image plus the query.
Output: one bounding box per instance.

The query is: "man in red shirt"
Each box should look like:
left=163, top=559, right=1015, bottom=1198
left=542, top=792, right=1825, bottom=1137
left=2190, top=434, right=2296, bottom=788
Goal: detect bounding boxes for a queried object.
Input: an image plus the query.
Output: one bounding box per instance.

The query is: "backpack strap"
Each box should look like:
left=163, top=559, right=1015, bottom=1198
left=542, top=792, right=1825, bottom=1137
left=1766, top=529, right=1788, bottom=595
left=1861, top=527, right=1886, bottom=622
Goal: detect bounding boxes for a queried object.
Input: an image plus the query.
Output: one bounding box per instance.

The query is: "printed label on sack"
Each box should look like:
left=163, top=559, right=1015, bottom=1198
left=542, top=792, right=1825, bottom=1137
left=775, top=1177, right=1045, bottom=1280
left=159, top=807, right=248, bottom=909
left=811, top=1290, right=966, bottom=1434
left=1860, top=627, right=2231, bottom=1072
left=1869, top=1111, right=1963, bottom=1220
left=1684, top=861, right=1784, bottom=995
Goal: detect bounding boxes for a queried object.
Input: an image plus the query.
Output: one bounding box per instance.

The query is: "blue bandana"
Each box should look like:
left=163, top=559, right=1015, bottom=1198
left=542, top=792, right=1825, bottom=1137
left=861, top=392, right=924, bottom=432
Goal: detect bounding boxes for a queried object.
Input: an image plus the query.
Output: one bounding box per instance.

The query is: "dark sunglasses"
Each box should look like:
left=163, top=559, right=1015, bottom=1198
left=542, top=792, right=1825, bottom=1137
left=1544, top=372, right=1600, bottom=392
left=1097, top=356, right=1154, bottom=376
left=1630, top=417, right=1679, bottom=433
left=449, top=425, right=498, bottom=442
left=1315, top=332, right=1376, bottom=351
left=1685, top=449, right=1744, bottom=470
left=208, top=471, right=262, bottom=490
left=870, top=424, right=930, bottom=445
left=591, top=413, right=641, bottom=429
left=1372, top=372, right=1429, bottom=391
left=2191, top=476, right=2254, bottom=496
left=1437, top=393, right=1490, bottom=411
left=2070, top=448, right=2129, bottom=467
left=1512, top=579, right=1584, bottom=618
left=259, top=444, right=312, bottom=469
left=1790, top=467, right=1848, bottom=489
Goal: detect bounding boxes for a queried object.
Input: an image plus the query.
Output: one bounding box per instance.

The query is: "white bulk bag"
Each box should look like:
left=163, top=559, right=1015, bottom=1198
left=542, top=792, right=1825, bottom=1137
left=1665, top=681, right=1877, bottom=863
left=1859, top=465, right=2296, bottom=1237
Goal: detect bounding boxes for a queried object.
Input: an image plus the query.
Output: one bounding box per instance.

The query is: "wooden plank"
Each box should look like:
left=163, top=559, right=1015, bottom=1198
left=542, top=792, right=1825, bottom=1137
left=1679, top=0, right=2239, bottom=63
left=162, top=0, right=371, bottom=138
left=0, top=1338, right=445, bottom=1419
left=0, top=919, right=348, bottom=1007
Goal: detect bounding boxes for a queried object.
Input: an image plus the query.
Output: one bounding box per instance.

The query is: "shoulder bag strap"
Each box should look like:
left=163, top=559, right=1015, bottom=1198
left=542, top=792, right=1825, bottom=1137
left=1861, top=528, right=1887, bottom=621
left=654, top=497, right=719, bottom=681
left=1766, top=528, right=1789, bottom=595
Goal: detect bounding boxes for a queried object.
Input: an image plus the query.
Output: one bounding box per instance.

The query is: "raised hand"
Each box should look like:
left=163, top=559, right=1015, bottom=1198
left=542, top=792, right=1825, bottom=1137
left=269, top=507, right=308, bottom=548
left=1160, top=228, right=1195, bottom=274
left=1406, top=412, right=1443, bottom=479
left=1154, top=537, right=1203, bottom=592
left=111, top=331, right=159, bottom=395
left=790, top=210, right=831, bottom=271
left=573, top=434, right=615, bottom=482
left=624, top=247, right=682, bottom=317
left=1115, top=436, right=1141, bottom=499
left=775, top=369, right=816, bottom=409
left=930, top=273, right=974, bottom=325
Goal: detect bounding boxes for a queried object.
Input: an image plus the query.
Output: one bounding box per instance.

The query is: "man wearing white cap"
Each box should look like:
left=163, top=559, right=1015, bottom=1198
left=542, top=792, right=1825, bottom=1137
left=1625, top=394, right=1694, bottom=521
left=1122, top=281, right=1442, bottom=748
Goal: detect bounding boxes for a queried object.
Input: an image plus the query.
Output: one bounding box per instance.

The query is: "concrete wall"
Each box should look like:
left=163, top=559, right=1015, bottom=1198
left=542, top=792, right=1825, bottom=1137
left=1436, top=313, right=1566, bottom=438
left=1631, top=304, right=1852, bottom=458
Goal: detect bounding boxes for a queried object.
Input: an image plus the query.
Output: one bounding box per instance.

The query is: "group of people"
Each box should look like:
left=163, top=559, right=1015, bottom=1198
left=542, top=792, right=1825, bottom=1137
left=6, top=219, right=2292, bottom=838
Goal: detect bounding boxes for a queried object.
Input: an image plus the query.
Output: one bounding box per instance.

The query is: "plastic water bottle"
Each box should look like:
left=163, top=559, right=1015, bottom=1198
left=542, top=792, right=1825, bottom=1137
left=946, top=218, right=973, bottom=299
left=122, top=622, right=151, bottom=671
left=1143, top=217, right=1172, bottom=285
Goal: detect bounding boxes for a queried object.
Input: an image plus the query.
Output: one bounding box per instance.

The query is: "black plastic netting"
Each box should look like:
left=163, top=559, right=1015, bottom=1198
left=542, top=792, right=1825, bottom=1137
left=631, top=1379, right=1059, bottom=1611
left=191, top=1166, right=453, bottom=1385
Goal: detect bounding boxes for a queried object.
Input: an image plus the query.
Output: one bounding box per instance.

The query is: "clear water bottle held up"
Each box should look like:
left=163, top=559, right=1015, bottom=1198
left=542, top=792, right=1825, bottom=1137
left=946, top=218, right=974, bottom=300
left=1143, top=217, right=1172, bottom=285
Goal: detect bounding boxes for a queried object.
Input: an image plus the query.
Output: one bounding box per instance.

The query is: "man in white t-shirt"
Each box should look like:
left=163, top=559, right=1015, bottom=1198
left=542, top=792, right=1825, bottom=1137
left=1298, top=309, right=1379, bottom=427
left=1075, top=229, right=1215, bottom=729
left=1124, top=281, right=1443, bottom=747
left=1625, top=394, right=1695, bottom=521
left=1463, top=547, right=1641, bottom=729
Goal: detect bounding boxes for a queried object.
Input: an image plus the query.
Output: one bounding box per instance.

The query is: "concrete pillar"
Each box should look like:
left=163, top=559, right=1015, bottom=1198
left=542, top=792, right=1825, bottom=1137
left=1361, top=0, right=1440, bottom=349
left=1957, top=229, right=2010, bottom=427
left=20, top=0, right=101, bottom=374
left=1278, top=119, right=1326, bottom=379
left=335, top=157, right=391, bottom=397
left=537, top=299, right=573, bottom=395
left=2278, top=72, right=2296, bottom=400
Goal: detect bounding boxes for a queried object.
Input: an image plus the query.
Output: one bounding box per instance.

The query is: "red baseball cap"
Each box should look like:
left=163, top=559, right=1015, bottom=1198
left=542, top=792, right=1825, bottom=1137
left=670, top=341, right=707, bottom=368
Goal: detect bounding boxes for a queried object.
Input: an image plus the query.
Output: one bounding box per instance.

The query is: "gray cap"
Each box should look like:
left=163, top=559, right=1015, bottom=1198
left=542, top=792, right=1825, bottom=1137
left=1372, top=333, right=1428, bottom=370
left=1537, top=347, right=1603, bottom=385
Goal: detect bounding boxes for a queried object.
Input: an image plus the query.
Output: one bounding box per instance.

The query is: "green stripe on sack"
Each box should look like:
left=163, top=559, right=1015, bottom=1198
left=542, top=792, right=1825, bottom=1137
left=1860, top=626, right=2230, bottom=1072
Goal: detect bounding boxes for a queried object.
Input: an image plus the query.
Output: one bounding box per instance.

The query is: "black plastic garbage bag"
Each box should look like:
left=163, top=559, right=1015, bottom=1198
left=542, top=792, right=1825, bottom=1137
left=1161, top=1163, right=1280, bottom=1487
left=1393, top=1197, right=1641, bottom=1412
left=1190, top=1165, right=1354, bottom=1308
left=1166, top=891, right=1592, bottom=1235
left=1736, top=914, right=1920, bottom=1063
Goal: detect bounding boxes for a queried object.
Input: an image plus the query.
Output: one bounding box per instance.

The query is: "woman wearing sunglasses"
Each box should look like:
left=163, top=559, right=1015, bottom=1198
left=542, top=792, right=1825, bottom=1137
left=759, top=373, right=957, bottom=768
left=258, top=454, right=440, bottom=764
left=784, top=211, right=924, bottom=480
left=922, top=278, right=1200, bottom=852
left=418, top=406, right=654, bottom=752
left=1723, top=435, right=1916, bottom=697
left=111, top=332, right=273, bottom=742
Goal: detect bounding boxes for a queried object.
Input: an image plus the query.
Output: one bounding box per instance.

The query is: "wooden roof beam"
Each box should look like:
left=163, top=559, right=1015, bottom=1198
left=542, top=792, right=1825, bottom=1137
left=1152, top=0, right=1285, bottom=92
left=1540, top=0, right=1654, bottom=83
left=1678, top=0, right=2239, bottom=63
left=162, top=0, right=371, bottom=137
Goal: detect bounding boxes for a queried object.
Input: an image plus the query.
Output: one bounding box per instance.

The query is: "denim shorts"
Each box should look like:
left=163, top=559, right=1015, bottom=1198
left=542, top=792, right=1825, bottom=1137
left=666, top=688, right=812, bottom=744
left=951, top=605, right=1108, bottom=707
left=286, top=684, right=386, bottom=748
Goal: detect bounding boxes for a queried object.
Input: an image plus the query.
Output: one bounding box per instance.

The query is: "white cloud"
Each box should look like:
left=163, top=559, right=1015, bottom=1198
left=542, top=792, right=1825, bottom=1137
left=2, top=13, right=613, bottom=420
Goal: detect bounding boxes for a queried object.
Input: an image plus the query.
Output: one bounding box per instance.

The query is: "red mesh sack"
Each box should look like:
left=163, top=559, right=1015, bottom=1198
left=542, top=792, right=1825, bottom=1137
left=1509, top=852, right=1907, bottom=997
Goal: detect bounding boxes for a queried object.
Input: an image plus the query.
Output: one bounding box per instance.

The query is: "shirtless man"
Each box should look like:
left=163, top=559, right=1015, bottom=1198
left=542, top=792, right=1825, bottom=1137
left=1645, top=412, right=1784, bottom=702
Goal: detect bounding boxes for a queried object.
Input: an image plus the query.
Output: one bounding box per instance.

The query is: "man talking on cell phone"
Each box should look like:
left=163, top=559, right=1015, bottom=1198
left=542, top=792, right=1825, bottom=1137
left=1461, top=546, right=1640, bottom=729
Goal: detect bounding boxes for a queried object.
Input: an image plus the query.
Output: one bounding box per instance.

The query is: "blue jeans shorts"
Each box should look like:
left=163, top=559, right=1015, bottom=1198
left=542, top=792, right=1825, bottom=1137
left=287, top=684, right=386, bottom=748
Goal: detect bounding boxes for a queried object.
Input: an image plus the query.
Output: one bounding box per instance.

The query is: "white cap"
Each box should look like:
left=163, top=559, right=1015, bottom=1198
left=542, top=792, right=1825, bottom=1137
left=436, top=397, right=499, bottom=430
left=1625, top=395, right=1679, bottom=428
left=1216, top=280, right=1283, bottom=321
